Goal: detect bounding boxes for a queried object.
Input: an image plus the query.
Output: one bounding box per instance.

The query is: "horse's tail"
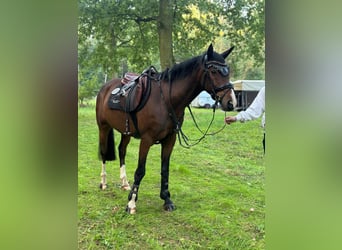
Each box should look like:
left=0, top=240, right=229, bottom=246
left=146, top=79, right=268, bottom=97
left=98, top=129, right=116, bottom=161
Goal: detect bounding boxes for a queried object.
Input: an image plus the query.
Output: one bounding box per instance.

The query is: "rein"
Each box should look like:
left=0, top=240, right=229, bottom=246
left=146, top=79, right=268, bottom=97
left=177, top=105, right=227, bottom=148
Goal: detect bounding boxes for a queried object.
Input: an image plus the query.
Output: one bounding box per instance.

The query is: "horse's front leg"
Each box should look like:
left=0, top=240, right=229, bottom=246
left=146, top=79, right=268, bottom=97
left=118, top=134, right=131, bottom=190
left=126, top=139, right=151, bottom=214
left=160, top=133, right=177, bottom=211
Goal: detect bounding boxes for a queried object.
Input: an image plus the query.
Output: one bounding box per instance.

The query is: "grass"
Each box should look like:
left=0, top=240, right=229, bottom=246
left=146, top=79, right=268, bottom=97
left=78, top=100, right=265, bottom=249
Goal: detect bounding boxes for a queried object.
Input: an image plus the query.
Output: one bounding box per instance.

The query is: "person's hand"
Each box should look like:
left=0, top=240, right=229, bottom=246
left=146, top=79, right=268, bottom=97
left=225, top=116, right=237, bottom=125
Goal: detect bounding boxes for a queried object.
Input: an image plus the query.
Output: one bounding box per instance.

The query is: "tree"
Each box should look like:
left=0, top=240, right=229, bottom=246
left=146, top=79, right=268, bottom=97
left=78, top=67, right=103, bottom=105
left=221, top=0, right=265, bottom=67
left=78, top=0, right=160, bottom=76
left=78, top=0, right=265, bottom=83
left=158, top=0, right=174, bottom=69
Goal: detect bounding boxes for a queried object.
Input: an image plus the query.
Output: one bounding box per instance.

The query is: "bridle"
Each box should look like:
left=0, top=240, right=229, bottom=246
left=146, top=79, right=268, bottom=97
left=159, top=55, right=235, bottom=148
left=201, top=54, right=234, bottom=104
left=172, top=56, right=235, bottom=148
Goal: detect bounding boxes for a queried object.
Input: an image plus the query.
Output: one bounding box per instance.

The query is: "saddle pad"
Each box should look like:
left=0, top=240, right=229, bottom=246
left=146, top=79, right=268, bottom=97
left=108, top=75, right=151, bottom=112
left=107, top=92, right=122, bottom=110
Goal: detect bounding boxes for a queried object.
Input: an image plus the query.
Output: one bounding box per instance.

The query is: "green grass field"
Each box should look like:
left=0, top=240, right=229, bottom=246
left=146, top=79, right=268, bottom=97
left=78, top=101, right=265, bottom=249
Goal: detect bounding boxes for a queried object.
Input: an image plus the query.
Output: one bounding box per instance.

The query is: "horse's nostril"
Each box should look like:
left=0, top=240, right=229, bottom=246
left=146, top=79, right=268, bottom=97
left=227, top=101, right=234, bottom=111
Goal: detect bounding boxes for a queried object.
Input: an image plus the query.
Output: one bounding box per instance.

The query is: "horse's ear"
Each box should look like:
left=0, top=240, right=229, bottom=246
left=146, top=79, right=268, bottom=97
left=206, top=43, right=214, bottom=59
left=221, top=46, right=235, bottom=59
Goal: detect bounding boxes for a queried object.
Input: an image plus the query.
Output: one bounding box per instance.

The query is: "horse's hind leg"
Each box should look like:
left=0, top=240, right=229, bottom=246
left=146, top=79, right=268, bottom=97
left=100, top=162, right=107, bottom=190
left=98, top=126, right=115, bottom=190
left=118, top=134, right=131, bottom=190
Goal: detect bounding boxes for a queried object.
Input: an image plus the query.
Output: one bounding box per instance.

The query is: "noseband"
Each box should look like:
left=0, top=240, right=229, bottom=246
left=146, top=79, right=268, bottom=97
left=202, top=55, right=234, bottom=101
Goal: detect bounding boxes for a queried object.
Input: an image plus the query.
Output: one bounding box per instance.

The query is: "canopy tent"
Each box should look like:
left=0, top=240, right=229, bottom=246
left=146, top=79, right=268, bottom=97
left=232, top=80, right=265, bottom=111
left=232, top=80, right=265, bottom=91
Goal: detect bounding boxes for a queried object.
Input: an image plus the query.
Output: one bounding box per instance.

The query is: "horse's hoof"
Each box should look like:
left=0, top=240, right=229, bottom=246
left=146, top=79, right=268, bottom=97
left=164, top=203, right=176, bottom=212
left=125, top=206, right=136, bottom=214
left=121, top=185, right=131, bottom=191
left=99, top=183, right=107, bottom=190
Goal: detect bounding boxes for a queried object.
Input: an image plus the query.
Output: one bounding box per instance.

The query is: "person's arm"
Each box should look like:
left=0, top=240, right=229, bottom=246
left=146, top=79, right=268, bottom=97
left=225, top=86, right=265, bottom=124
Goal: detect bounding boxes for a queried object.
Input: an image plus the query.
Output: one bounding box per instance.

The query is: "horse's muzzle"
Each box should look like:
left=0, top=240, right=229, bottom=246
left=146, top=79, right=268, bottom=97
left=221, top=100, right=234, bottom=111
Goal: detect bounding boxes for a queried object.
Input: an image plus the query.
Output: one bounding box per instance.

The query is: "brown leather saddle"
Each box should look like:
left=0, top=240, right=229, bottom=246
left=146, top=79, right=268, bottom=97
left=108, top=67, right=156, bottom=113
left=108, top=67, right=158, bottom=137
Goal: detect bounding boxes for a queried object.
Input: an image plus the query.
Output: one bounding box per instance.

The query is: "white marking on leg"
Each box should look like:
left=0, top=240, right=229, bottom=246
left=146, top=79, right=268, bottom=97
left=100, top=162, right=107, bottom=190
left=127, top=192, right=137, bottom=214
left=120, top=164, right=131, bottom=190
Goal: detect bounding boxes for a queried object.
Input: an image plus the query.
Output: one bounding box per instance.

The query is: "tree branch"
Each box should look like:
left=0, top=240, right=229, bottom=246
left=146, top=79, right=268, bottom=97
left=134, top=15, right=158, bottom=24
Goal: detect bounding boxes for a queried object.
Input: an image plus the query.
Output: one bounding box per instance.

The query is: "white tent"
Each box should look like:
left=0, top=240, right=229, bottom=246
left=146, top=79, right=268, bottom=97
left=232, top=80, right=265, bottom=91
left=191, top=80, right=265, bottom=109
left=232, top=80, right=265, bottom=111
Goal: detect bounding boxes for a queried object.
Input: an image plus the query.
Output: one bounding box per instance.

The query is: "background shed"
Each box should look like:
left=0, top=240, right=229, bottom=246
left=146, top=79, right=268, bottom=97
left=232, top=80, right=265, bottom=111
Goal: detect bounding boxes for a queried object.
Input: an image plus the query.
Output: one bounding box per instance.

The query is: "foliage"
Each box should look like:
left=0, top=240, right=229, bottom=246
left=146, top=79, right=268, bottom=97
left=78, top=102, right=265, bottom=249
left=78, top=0, right=160, bottom=76
left=78, top=69, right=102, bottom=105
left=78, top=45, right=105, bottom=105
left=221, top=0, right=265, bottom=80
left=78, top=0, right=265, bottom=84
left=221, top=0, right=265, bottom=65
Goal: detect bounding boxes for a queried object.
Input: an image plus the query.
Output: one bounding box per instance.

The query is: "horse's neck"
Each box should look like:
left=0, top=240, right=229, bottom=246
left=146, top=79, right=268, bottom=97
left=167, top=75, right=203, bottom=111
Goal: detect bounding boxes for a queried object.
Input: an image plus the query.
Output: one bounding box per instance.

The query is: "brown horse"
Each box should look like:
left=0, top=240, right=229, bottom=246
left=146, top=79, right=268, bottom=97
left=96, top=44, right=236, bottom=214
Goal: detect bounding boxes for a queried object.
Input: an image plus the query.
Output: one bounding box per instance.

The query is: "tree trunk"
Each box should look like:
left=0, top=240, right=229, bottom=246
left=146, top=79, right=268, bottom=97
left=158, top=0, right=174, bottom=70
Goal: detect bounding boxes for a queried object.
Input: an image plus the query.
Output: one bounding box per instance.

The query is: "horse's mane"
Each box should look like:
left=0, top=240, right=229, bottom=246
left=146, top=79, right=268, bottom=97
left=157, top=49, right=228, bottom=83
left=160, top=55, right=203, bottom=82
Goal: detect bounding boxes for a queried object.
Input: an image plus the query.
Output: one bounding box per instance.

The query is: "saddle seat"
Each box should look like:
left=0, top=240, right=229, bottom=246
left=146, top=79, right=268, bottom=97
left=121, top=72, right=139, bottom=85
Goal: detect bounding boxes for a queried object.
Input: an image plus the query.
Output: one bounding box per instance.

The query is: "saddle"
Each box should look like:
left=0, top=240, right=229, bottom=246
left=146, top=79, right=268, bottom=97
left=108, top=67, right=156, bottom=113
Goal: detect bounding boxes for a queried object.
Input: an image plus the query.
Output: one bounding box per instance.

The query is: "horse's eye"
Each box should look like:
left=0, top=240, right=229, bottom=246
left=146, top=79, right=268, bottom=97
left=220, top=67, right=229, bottom=76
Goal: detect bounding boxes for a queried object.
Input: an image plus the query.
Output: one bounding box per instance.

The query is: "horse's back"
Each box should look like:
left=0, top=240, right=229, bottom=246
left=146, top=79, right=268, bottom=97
left=96, top=78, right=122, bottom=125
left=95, top=76, right=172, bottom=139
left=97, top=78, right=121, bottom=100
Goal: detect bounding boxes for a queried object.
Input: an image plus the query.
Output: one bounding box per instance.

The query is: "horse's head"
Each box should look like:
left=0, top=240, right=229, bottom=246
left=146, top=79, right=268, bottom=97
left=201, top=44, right=237, bottom=111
